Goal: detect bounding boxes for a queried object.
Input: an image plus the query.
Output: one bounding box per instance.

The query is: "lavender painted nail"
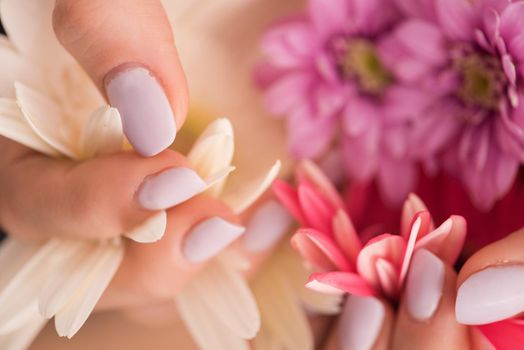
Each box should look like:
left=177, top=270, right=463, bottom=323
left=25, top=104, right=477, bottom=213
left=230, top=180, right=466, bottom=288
left=339, top=295, right=384, bottom=350
left=456, top=265, right=524, bottom=325
left=138, top=167, right=206, bottom=210
left=183, top=217, right=245, bottom=263
left=405, top=249, right=445, bottom=321
left=106, top=66, right=176, bottom=157
left=243, top=200, right=293, bottom=252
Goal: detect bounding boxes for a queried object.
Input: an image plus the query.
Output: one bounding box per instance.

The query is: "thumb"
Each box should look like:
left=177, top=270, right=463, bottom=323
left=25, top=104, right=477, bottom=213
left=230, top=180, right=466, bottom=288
left=52, top=0, right=188, bottom=157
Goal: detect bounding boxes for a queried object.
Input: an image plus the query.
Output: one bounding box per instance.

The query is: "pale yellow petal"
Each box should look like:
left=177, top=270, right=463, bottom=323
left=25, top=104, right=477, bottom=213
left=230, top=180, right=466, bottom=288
left=39, top=242, right=104, bottom=318
left=15, top=82, right=78, bottom=158
left=0, top=0, right=74, bottom=70
left=179, top=258, right=260, bottom=339
left=80, top=106, right=123, bottom=159
left=0, top=98, right=59, bottom=156
left=124, top=211, right=167, bottom=244
left=175, top=289, right=249, bottom=350
left=54, top=239, right=124, bottom=338
left=0, top=44, right=44, bottom=98
left=222, top=160, right=281, bottom=214
left=0, top=240, right=63, bottom=333
left=252, top=254, right=313, bottom=350
left=188, top=133, right=234, bottom=196
left=0, top=311, right=47, bottom=350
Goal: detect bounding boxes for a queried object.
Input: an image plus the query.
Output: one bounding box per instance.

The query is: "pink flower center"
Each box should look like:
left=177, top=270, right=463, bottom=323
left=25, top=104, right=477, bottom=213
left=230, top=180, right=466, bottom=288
left=454, top=51, right=506, bottom=112
left=330, top=37, right=393, bottom=95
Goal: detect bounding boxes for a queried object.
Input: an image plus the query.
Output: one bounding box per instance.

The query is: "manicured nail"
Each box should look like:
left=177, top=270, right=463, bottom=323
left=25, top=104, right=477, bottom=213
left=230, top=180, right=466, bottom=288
left=405, top=249, right=445, bottom=321
left=138, top=168, right=206, bottom=210
left=106, top=66, right=176, bottom=157
left=183, top=217, right=246, bottom=263
left=456, top=265, right=524, bottom=325
left=242, top=200, right=293, bottom=252
left=339, top=295, right=384, bottom=350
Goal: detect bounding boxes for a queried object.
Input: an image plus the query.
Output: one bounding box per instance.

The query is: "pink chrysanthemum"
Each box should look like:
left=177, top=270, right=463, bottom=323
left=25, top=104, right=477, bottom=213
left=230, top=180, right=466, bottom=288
left=257, top=0, right=431, bottom=205
left=384, top=0, right=524, bottom=210
left=273, top=160, right=467, bottom=301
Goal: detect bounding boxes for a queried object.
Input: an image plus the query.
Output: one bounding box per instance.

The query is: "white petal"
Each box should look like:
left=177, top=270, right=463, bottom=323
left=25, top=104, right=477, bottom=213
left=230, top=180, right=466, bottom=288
left=175, top=289, right=249, bottom=350
left=0, top=311, right=47, bottom=350
left=0, top=240, right=63, bottom=333
left=54, top=240, right=124, bottom=338
left=39, top=242, right=104, bottom=318
left=188, top=133, right=234, bottom=195
left=80, top=106, right=123, bottom=159
left=15, top=82, right=78, bottom=158
left=180, top=258, right=260, bottom=338
left=124, top=211, right=167, bottom=243
left=222, top=160, right=281, bottom=214
left=0, top=98, right=59, bottom=156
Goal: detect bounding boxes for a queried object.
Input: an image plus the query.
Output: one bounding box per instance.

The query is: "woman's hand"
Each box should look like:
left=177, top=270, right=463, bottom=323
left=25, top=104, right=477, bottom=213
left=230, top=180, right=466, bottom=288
left=51, top=0, right=188, bottom=157
left=322, top=227, right=524, bottom=350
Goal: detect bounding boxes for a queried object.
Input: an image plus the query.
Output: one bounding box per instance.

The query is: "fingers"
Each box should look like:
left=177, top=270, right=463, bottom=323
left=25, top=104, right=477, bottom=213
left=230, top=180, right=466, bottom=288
left=98, top=195, right=244, bottom=309
left=0, top=143, right=213, bottom=241
left=52, top=0, right=188, bottom=156
left=324, top=295, right=394, bottom=350
left=456, top=227, right=524, bottom=325
left=392, top=249, right=469, bottom=350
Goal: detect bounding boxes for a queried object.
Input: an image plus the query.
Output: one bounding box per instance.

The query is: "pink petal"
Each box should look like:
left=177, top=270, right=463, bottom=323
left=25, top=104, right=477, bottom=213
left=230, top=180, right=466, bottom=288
left=399, top=212, right=432, bottom=285
left=376, top=258, right=399, bottom=298
left=306, top=271, right=377, bottom=296
left=394, top=20, right=447, bottom=66
left=357, top=234, right=405, bottom=289
left=342, top=97, right=378, bottom=137
left=500, top=2, right=524, bottom=42
left=292, top=229, right=352, bottom=272
left=272, top=180, right=306, bottom=224
left=287, top=106, right=336, bottom=159
left=415, top=215, right=467, bottom=265
left=263, top=73, right=313, bottom=116
left=296, top=159, right=345, bottom=209
left=436, top=0, right=476, bottom=41
left=478, top=319, right=524, bottom=350
left=298, top=183, right=336, bottom=234
left=342, top=119, right=380, bottom=182
left=394, top=0, right=436, bottom=20
left=308, top=0, right=350, bottom=39
left=332, top=209, right=362, bottom=266
left=401, top=193, right=430, bottom=238
left=260, top=19, right=315, bottom=69
left=376, top=156, right=417, bottom=207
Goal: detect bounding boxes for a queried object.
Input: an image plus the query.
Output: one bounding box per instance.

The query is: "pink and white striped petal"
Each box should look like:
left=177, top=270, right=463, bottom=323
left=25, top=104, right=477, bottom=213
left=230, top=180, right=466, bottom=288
left=291, top=229, right=352, bottom=272
left=306, top=271, right=377, bottom=297
left=332, top=209, right=362, bottom=266
left=273, top=180, right=307, bottom=225
left=357, top=234, right=406, bottom=289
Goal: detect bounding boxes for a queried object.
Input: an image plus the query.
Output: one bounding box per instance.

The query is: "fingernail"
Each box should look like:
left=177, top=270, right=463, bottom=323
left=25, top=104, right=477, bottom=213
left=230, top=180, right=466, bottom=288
left=138, top=168, right=206, bottom=210
left=405, top=249, right=445, bottom=321
left=106, top=66, right=176, bottom=157
left=456, top=265, right=524, bottom=325
left=183, top=217, right=246, bottom=263
left=242, top=200, right=293, bottom=252
left=339, top=295, right=384, bottom=350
